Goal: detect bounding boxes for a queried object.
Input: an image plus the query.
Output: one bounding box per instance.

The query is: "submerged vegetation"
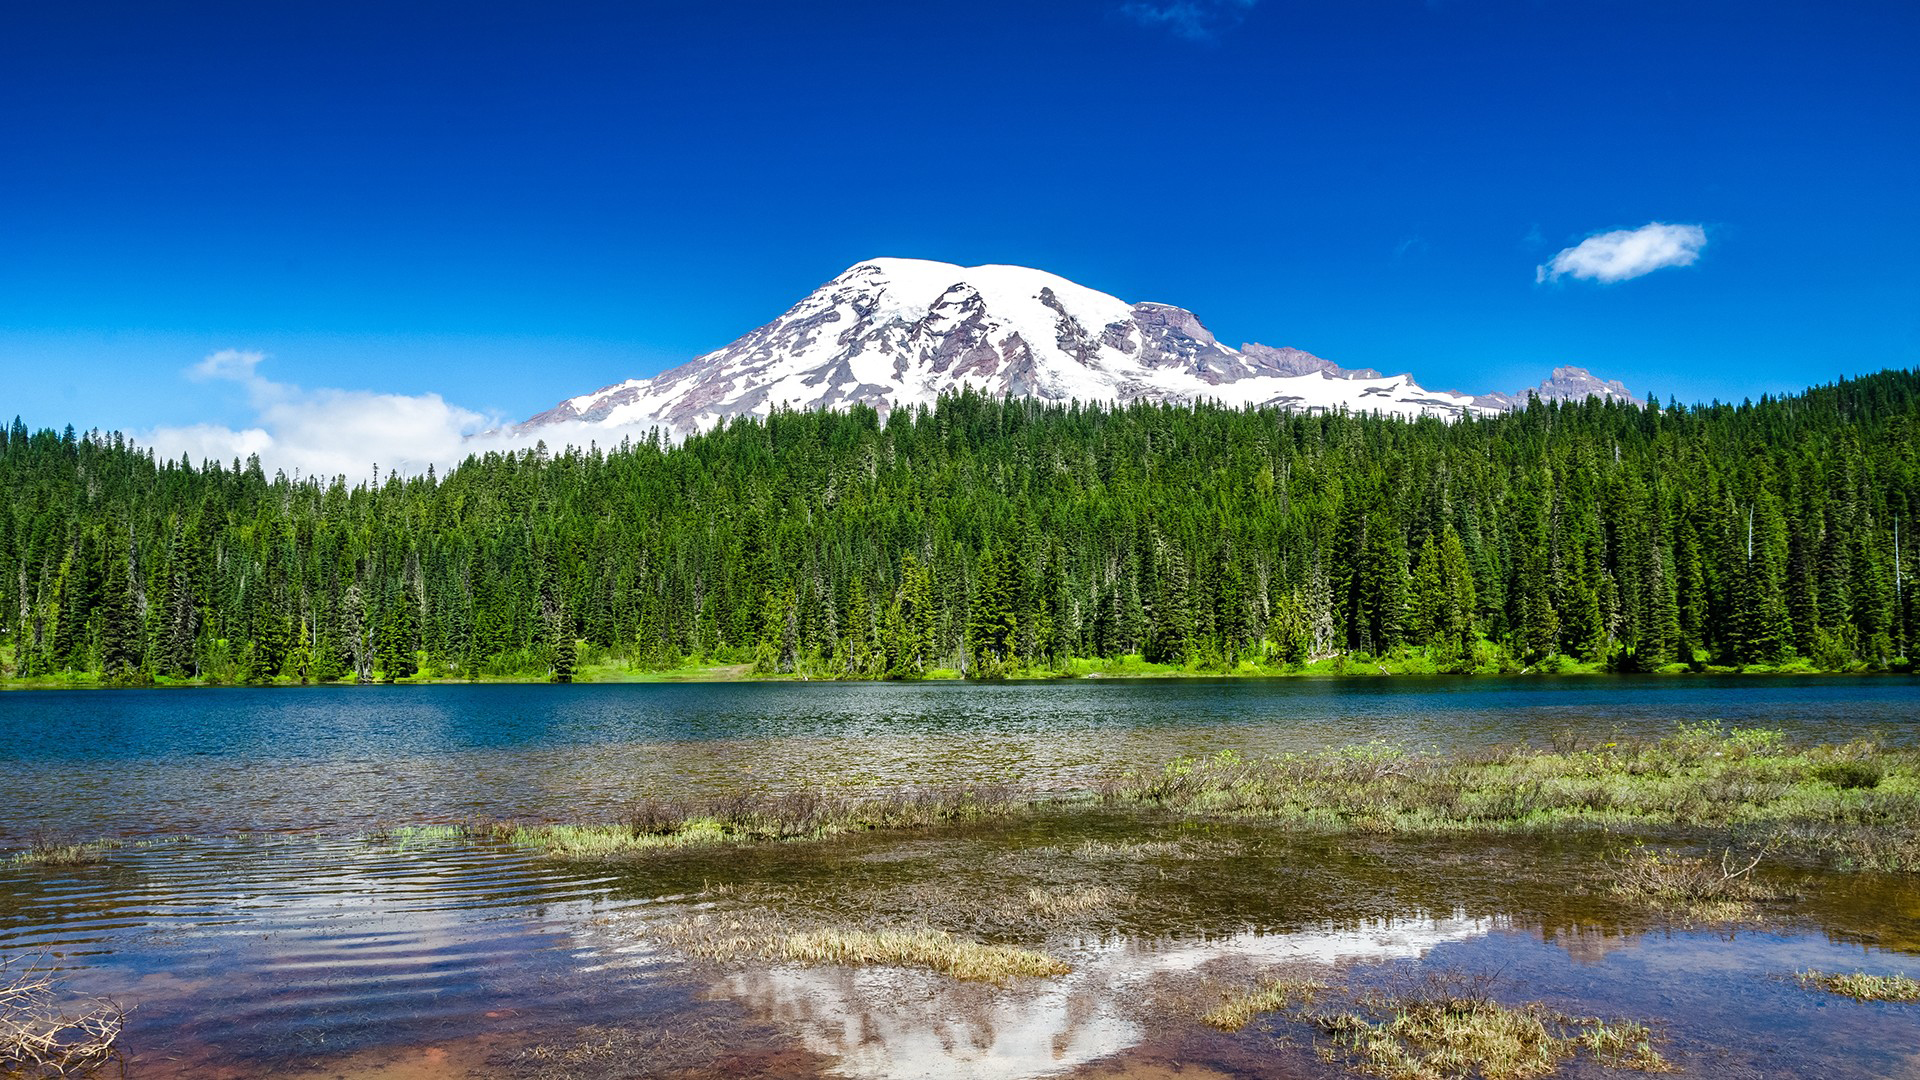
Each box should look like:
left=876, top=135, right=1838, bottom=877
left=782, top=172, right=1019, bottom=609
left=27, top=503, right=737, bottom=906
left=370, top=786, right=1033, bottom=858
left=3, top=369, right=1917, bottom=686
left=1108, top=724, right=1920, bottom=872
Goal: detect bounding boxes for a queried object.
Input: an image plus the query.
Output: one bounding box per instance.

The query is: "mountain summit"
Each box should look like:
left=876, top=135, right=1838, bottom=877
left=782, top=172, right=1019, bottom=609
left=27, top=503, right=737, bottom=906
left=524, top=259, right=1629, bottom=437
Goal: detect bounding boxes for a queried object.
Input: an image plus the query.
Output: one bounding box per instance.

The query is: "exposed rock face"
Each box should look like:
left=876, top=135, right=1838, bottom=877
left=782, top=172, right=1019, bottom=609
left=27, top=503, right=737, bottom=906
left=1473, top=366, right=1637, bottom=411
left=522, top=259, right=1631, bottom=439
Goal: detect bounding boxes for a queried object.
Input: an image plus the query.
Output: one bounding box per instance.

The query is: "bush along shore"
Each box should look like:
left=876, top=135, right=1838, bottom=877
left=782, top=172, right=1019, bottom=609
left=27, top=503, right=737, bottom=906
left=1104, top=724, right=1920, bottom=873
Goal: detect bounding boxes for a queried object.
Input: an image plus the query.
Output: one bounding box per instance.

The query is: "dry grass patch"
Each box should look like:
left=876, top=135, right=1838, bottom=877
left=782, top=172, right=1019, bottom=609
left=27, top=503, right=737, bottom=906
left=782, top=928, right=1070, bottom=981
left=655, top=910, right=1069, bottom=984
left=1, top=956, right=125, bottom=1077
left=1796, top=970, right=1920, bottom=1003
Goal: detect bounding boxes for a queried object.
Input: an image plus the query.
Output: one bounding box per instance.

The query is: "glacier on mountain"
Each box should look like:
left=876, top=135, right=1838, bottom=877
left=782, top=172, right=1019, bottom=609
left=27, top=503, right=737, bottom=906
left=521, top=259, right=1630, bottom=439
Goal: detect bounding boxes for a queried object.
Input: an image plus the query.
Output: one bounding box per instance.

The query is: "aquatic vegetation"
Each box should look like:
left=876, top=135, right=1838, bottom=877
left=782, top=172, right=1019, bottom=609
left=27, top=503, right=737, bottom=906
left=1314, top=989, right=1669, bottom=1079
left=1, top=956, right=124, bottom=1077
left=4, top=835, right=192, bottom=868
left=1796, top=970, right=1920, bottom=1003
left=1108, top=727, right=1920, bottom=871
left=1204, top=972, right=1669, bottom=1077
left=1016, top=884, right=1121, bottom=918
left=480, top=786, right=1033, bottom=858
left=1608, top=846, right=1781, bottom=921
left=654, top=910, right=1069, bottom=983
left=3, top=841, right=124, bottom=868
left=1203, top=977, right=1324, bottom=1032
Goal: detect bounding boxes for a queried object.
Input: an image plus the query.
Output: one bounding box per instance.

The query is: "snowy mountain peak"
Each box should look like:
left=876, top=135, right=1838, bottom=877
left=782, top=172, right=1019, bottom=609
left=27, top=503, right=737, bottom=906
left=523, top=260, right=1630, bottom=438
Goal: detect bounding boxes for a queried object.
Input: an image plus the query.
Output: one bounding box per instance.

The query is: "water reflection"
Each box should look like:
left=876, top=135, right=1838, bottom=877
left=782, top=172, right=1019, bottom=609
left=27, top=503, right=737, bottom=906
left=719, top=914, right=1499, bottom=1080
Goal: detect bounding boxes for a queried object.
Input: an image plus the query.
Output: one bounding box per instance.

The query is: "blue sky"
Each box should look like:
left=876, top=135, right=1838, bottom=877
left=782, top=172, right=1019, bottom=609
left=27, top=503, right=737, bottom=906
left=3, top=0, right=1916, bottom=451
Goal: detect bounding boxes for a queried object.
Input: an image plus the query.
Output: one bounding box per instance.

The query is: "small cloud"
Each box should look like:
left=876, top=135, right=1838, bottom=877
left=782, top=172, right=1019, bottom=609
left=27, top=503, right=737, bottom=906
left=1118, top=0, right=1256, bottom=42
left=1536, top=222, right=1707, bottom=284
left=1393, top=235, right=1428, bottom=261
left=189, top=348, right=266, bottom=383
left=143, top=349, right=662, bottom=478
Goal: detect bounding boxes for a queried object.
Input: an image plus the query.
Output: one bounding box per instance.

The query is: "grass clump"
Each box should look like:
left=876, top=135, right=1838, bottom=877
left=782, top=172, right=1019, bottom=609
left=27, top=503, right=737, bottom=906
left=1796, top=970, right=1920, bottom=1003
left=1203, top=977, right=1324, bottom=1032
left=3, top=841, right=124, bottom=868
left=655, top=910, right=1069, bottom=984
left=1107, top=727, right=1920, bottom=871
left=780, top=928, right=1070, bottom=982
left=1, top=955, right=125, bottom=1077
left=1312, top=982, right=1669, bottom=1079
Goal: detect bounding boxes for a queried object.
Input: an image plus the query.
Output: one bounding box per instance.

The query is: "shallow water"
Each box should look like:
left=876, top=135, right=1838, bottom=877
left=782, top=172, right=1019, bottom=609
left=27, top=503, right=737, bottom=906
left=3, top=676, right=1916, bottom=845
left=3, top=677, right=1919, bottom=1078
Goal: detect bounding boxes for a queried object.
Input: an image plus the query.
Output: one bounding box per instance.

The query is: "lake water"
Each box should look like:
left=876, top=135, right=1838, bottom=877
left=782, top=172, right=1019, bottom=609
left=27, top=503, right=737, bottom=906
left=3, top=676, right=1918, bottom=1079
left=4, top=675, right=1917, bottom=846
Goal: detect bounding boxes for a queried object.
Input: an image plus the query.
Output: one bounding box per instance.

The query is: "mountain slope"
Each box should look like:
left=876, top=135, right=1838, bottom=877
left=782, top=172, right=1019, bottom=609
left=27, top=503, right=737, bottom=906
left=524, top=259, right=1626, bottom=437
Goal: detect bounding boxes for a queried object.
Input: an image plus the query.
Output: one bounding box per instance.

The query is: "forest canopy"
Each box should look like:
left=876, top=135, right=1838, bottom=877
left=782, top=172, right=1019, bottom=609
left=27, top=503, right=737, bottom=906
left=2, top=369, right=1915, bottom=684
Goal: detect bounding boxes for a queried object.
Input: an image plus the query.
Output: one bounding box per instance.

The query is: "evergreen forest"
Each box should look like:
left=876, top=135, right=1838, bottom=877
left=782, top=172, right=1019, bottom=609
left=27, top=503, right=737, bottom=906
left=2, top=369, right=1915, bottom=685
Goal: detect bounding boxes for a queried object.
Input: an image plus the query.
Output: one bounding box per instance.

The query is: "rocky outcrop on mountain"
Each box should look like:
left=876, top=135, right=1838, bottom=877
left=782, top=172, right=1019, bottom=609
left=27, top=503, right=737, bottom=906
left=1473, top=366, right=1636, bottom=411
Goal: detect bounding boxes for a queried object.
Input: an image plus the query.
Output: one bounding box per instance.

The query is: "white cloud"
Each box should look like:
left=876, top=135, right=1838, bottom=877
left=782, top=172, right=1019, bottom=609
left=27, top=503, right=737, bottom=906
left=1118, top=0, right=1257, bottom=41
left=1536, top=222, right=1707, bottom=284
left=140, top=351, right=653, bottom=480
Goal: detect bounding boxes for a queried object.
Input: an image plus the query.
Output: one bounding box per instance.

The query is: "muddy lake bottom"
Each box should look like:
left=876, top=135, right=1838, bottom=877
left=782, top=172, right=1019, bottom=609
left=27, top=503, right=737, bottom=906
left=5, top=809, right=1918, bottom=1079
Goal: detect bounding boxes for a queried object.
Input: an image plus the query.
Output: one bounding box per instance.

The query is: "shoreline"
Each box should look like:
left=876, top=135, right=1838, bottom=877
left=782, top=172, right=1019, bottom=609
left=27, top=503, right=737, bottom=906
left=1, top=658, right=1913, bottom=690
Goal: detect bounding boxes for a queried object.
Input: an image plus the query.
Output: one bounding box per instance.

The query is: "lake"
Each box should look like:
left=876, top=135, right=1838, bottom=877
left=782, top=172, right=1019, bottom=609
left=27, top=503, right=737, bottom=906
left=5, top=675, right=1918, bottom=846
left=3, top=676, right=1918, bottom=1079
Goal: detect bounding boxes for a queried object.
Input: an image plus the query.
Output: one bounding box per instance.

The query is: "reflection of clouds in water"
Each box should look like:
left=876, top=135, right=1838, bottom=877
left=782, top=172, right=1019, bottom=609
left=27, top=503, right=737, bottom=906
left=717, top=912, right=1499, bottom=1080
left=1129, top=912, right=1504, bottom=974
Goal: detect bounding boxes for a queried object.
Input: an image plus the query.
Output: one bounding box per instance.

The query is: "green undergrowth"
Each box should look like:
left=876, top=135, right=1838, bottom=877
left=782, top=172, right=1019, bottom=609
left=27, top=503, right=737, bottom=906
left=1107, top=724, right=1920, bottom=872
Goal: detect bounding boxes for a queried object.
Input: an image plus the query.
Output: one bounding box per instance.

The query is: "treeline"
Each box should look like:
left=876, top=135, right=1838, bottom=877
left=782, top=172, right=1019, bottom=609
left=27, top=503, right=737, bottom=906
left=1, top=370, right=1916, bottom=684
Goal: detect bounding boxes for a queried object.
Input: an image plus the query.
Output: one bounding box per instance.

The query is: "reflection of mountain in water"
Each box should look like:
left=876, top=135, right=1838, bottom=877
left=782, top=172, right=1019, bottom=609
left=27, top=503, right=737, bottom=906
left=720, top=913, right=1500, bottom=1080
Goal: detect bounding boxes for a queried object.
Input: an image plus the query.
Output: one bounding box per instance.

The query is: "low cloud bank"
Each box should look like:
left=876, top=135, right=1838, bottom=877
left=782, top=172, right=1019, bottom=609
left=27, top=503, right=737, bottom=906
left=139, top=350, right=659, bottom=480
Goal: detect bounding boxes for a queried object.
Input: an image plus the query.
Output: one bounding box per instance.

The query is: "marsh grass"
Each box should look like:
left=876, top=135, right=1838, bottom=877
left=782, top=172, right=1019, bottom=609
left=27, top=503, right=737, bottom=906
left=1305, top=977, right=1670, bottom=1079
left=1107, top=726, right=1920, bottom=871
left=654, top=910, right=1069, bottom=983
left=1, top=955, right=124, bottom=1077
left=1796, top=970, right=1920, bottom=1003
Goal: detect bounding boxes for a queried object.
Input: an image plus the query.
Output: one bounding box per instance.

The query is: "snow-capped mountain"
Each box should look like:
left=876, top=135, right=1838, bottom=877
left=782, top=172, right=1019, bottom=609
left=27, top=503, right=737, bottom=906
left=523, top=259, right=1629, bottom=438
